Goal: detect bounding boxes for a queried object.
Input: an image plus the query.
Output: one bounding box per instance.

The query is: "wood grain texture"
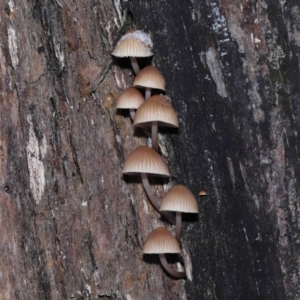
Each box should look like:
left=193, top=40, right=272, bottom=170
left=0, top=1, right=183, bottom=299
left=130, top=0, right=300, bottom=299
left=2, top=0, right=300, bottom=299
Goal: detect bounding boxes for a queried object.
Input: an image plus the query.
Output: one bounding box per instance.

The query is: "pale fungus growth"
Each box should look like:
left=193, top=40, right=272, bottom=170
left=116, top=87, right=144, bottom=120
left=198, top=189, right=207, bottom=196
left=112, top=30, right=153, bottom=75
left=143, top=227, right=186, bottom=279
left=122, top=146, right=175, bottom=224
left=113, top=29, right=198, bottom=281
left=133, top=66, right=166, bottom=99
left=134, top=94, right=178, bottom=151
left=160, top=185, right=198, bottom=242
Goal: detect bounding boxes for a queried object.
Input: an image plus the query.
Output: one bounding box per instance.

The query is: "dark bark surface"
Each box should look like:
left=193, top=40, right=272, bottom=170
left=1, top=0, right=300, bottom=299
left=130, top=0, right=300, bottom=299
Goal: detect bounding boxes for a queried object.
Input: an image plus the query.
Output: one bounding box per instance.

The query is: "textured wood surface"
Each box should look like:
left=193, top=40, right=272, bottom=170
left=1, top=0, right=300, bottom=299
left=0, top=1, right=184, bottom=299
left=131, top=0, right=300, bottom=299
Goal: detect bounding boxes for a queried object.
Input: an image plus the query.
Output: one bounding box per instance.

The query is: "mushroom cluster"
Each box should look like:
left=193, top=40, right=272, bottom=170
left=112, top=30, right=198, bottom=279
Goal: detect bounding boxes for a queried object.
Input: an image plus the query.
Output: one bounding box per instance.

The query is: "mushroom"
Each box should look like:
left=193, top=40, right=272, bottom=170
left=116, top=87, right=144, bottom=121
left=122, top=146, right=175, bottom=224
left=133, top=66, right=166, bottom=99
left=112, top=30, right=153, bottom=75
left=160, top=185, right=198, bottom=242
left=198, top=189, right=207, bottom=196
left=143, top=227, right=186, bottom=279
left=134, top=94, right=178, bottom=151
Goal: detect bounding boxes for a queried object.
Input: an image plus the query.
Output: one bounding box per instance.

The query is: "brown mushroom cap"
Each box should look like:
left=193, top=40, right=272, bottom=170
left=160, top=185, right=198, bottom=213
left=112, top=30, right=153, bottom=57
left=122, top=146, right=170, bottom=177
left=133, top=66, right=166, bottom=91
left=133, top=94, right=178, bottom=128
left=116, top=87, right=144, bottom=109
left=198, top=190, right=207, bottom=196
left=143, top=227, right=181, bottom=254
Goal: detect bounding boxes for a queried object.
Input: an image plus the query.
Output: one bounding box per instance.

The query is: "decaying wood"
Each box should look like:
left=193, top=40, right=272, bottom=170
left=0, top=1, right=184, bottom=299
left=131, top=0, right=300, bottom=299
left=1, top=0, right=300, bottom=299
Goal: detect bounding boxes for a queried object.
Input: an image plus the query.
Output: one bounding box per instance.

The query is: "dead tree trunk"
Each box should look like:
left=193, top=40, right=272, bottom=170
left=0, top=1, right=184, bottom=299
left=0, top=0, right=299, bottom=299
left=130, top=0, right=300, bottom=299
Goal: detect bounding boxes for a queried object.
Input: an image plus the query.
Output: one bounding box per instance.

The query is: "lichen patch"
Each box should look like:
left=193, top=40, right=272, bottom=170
left=206, top=47, right=228, bottom=98
left=26, top=114, right=46, bottom=204
left=7, top=27, right=19, bottom=69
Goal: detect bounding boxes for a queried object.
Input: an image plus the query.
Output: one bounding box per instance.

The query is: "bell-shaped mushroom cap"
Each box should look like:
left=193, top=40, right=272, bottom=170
left=198, top=189, right=208, bottom=196
left=134, top=94, right=178, bottom=128
left=112, top=30, right=153, bottom=57
left=143, top=227, right=181, bottom=254
left=116, top=87, right=144, bottom=109
left=160, top=185, right=198, bottom=213
left=133, top=66, right=166, bottom=91
left=122, top=146, right=170, bottom=177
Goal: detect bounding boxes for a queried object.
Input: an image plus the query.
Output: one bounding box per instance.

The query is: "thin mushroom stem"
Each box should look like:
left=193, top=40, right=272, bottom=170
left=145, top=87, right=151, bottom=99
left=129, top=109, right=135, bottom=121
left=130, top=57, right=140, bottom=75
left=159, top=253, right=186, bottom=279
left=175, top=211, right=182, bottom=242
left=151, top=121, right=159, bottom=151
left=141, top=173, right=175, bottom=224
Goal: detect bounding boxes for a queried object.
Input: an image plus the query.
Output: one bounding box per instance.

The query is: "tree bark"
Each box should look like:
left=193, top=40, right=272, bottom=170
left=0, top=1, right=183, bottom=299
left=130, top=0, right=300, bottom=299
left=1, top=0, right=300, bottom=299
